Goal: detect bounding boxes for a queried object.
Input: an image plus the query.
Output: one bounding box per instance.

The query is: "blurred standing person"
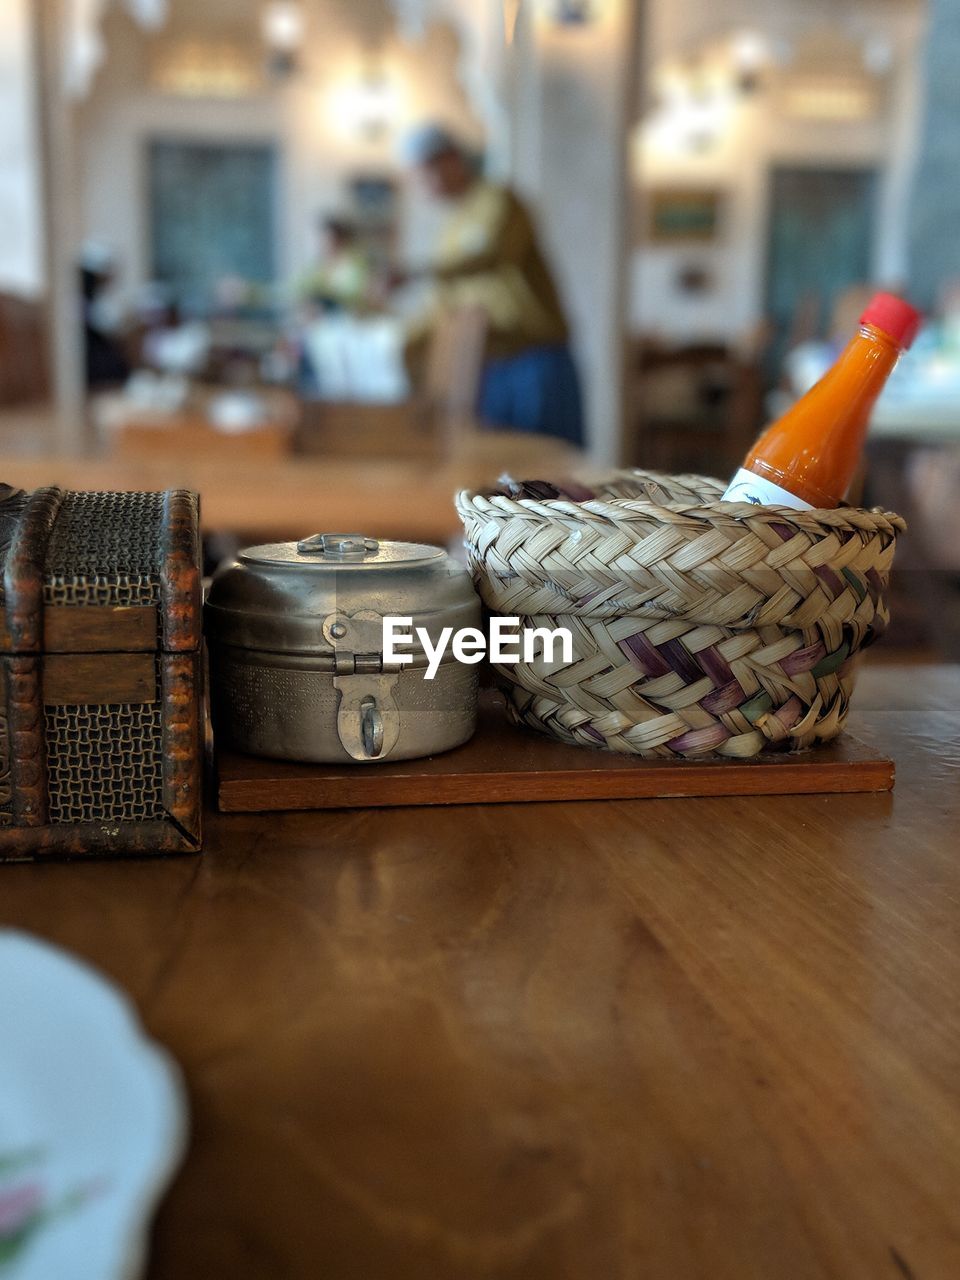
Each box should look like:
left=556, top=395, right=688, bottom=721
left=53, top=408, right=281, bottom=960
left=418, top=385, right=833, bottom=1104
left=294, top=213, right=400, bottom=400
left=298, top=214, right=372, bottom=315
left=397, top=124, right=584, bottom=446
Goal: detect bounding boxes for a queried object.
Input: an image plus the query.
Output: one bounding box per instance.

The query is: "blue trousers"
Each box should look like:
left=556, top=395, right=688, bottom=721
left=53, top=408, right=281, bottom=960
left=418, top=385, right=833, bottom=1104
left=477, top=344, right=585, bottom=446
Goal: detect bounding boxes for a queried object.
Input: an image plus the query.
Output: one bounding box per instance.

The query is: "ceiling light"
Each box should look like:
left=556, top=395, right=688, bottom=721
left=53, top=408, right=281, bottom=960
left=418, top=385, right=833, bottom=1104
left=261, top=2, right=305, bottom=52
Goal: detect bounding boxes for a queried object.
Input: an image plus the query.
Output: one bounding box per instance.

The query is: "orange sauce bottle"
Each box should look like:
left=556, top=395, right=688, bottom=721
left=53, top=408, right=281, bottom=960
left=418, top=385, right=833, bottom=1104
left=722, top=293, right=922, bottom=509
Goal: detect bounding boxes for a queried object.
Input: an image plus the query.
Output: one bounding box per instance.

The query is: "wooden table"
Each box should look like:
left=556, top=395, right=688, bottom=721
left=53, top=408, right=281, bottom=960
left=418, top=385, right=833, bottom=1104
left=2, top=661, right=959, bottom=1279
left=0, top=429, right=582, bottom=545
left=107, top=416, right=295, bottom=462
left=96, top=387, right=301, bottom=462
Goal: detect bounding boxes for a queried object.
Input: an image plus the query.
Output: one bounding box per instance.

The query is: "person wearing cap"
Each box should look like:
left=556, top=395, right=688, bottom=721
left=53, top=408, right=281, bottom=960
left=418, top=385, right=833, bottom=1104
left=397, top=124, right=584, bottom=446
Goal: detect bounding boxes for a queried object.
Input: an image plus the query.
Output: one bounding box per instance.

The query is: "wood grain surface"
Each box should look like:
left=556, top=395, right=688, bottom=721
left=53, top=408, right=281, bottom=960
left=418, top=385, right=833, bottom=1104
left=1, top=660, right=959, bottom=1280
left=41, top=604, right=158, bottom=654
left=40, top=652, right=157, bottom=704
left=216, top=695, right=894, bottom=811
left=0, top=434, right=582, bottom=544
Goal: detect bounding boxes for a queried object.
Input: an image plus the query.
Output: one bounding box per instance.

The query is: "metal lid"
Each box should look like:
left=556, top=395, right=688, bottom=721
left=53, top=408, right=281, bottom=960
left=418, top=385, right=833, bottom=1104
left=204, top=532, right=480, bottom=657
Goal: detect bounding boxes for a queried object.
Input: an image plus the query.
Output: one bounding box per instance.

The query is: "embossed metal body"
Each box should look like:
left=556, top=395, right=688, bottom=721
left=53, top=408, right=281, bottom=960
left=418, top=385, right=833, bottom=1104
left=205, top=534, right=481, bottom=764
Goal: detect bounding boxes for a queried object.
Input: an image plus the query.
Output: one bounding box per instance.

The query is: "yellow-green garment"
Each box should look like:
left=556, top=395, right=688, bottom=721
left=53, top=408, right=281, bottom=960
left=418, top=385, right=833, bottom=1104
left=413, top=181, right=569, bottom=360
left=297, top=248, right=371, bottom=312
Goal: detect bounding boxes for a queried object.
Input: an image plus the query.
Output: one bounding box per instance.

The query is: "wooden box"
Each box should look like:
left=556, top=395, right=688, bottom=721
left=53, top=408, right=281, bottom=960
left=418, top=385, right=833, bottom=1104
left=0, top=485, right=202, bottom=860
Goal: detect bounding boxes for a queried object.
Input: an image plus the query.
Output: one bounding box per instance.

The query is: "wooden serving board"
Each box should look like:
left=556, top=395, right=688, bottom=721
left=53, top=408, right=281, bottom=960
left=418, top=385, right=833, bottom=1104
left=214, top=695, right=894, bottom=812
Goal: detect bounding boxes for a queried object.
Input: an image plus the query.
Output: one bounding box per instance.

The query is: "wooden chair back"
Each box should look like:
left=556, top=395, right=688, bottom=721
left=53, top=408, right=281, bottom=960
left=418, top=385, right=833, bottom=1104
left=423, top=305, right=488, bottom=448
left=628, top=339, right=764, bottom=477
left=296, top=307, right=488, bottom=462
left=0, top=293, right=49, bottom=406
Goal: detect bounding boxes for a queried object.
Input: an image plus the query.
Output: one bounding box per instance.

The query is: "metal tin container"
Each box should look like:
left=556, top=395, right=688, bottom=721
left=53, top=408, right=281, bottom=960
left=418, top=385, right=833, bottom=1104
left=205, top=533, right=481, bottom=764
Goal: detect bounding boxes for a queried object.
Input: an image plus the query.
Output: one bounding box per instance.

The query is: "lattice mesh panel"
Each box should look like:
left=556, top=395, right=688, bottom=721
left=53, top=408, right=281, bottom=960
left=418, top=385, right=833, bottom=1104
left=45, top=702, right=164, bottom=824
left=44, top=491, right=164, bottom=607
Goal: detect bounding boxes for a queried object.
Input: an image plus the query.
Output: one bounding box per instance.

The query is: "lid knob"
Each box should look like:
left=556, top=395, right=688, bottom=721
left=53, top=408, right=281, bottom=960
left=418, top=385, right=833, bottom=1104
left=297, top=533, right=380, bottom=560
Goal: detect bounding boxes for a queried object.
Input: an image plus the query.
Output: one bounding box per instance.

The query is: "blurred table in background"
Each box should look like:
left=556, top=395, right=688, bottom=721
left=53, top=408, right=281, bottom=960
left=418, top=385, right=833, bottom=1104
left=871, top=399, right=960, bottom=442
left=97, top=385, right=300, bottom=461
left=0, top=427, right=582, bottom=546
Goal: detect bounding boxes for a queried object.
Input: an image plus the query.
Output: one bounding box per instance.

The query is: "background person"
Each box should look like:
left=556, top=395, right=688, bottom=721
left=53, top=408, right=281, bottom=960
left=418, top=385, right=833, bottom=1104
left=79, top=240, right=130, bottom=389
left=397, top=124, right=584, bottom=446
left=298, top=214, right=372, bottom=315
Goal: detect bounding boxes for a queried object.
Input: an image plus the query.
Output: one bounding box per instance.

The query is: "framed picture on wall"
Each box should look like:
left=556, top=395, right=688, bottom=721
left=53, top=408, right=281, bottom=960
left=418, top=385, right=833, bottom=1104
left=348, top=174, right=397, bottom=221
left=647, top=188, right=724, bottom=244
left=346, top=173, right=398, bottom=268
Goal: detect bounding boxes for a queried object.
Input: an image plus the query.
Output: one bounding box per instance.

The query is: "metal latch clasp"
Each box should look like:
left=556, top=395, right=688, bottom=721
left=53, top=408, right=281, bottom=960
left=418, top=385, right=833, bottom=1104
left=333, top=673, right=401, bottom=761
left=323, top=607, right=401, bottom=760
left=322, top=611, right=404, bottom=674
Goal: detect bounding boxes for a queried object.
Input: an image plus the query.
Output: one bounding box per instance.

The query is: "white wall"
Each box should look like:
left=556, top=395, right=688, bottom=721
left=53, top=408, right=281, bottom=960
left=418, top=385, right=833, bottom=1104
left=630, top=3, right=926, bottom=343
left=0, top=0, right=43, bottom=297
left=520, top=4, right=638, bottom=464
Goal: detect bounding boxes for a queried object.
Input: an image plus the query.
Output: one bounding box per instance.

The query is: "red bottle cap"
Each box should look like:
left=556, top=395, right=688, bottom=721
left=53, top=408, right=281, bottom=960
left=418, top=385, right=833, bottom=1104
left=860, top=292, right=923, bottom=350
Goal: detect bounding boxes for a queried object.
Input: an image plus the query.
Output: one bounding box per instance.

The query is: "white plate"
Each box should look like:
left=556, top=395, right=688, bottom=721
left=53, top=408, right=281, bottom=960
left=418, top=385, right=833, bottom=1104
left=0, top=930, right=187, bottom=1280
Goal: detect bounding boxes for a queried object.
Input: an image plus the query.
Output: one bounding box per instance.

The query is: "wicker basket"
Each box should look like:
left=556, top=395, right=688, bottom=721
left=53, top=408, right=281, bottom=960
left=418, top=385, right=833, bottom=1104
left=455, top=471, right=905, bottom=759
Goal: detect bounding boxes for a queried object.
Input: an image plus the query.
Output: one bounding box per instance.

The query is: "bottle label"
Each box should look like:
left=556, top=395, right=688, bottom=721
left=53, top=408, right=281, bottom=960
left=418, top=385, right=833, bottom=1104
left=720, top=468, right=814, bottom=511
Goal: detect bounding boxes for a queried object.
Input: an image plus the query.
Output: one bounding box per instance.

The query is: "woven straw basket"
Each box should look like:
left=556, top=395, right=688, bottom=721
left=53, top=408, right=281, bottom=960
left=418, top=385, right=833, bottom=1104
left=455, top=471, right=905, bottom=759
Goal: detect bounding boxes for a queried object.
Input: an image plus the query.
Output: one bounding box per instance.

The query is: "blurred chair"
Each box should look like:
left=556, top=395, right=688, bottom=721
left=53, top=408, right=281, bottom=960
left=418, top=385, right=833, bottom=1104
left=0, top=293, right=49, bottom=406
left=864, top=438, right=960, bottom=656
left=627, top=338, right=765, bottom=478
left=906, top=446, right=960, bottom=658
left=297, top=306, right=488, bottom=461
left=422, top=304, right=489, bottom=444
